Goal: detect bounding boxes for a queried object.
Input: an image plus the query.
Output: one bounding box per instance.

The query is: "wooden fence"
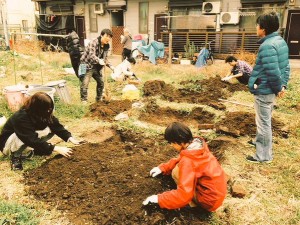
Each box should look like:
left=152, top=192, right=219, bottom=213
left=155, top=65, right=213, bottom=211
left=161, top=31, right=261, bottom=55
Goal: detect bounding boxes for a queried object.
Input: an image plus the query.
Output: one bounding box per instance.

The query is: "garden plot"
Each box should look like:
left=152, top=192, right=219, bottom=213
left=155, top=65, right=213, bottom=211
left=24, top=128, right=232, bottom=225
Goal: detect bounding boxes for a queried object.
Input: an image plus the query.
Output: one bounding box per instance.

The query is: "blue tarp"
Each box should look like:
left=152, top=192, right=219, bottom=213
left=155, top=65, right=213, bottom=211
left=138, top=41, right=165, bottom=64
left=195, top=48, right=209, bottom=68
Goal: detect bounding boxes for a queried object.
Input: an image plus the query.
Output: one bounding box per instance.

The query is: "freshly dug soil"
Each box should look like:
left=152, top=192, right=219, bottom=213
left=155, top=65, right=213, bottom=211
left=139, top=100, right=215, bottom=127
left=143, top=76, right=248, bottom=108
left=24, top=129, right=230, bottom=225
left=89, top=99, right=133, bottom=122
left=215, top=111, right=288, bottom=138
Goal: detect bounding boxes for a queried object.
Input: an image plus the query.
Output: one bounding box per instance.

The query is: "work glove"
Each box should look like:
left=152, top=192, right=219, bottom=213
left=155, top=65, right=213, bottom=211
left=142, top=195, right=158, bottom=205
left=68, top=137, right=86, bottom=145
left=99, top=59, right=105, bottom=65
left=150, top=167, right=162, bottom=177
left=221, top=76, right=232, bottom=82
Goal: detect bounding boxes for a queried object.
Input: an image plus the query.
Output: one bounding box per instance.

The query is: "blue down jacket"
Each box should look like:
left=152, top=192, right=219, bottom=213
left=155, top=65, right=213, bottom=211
left=248, top=32, right=290, bottom=95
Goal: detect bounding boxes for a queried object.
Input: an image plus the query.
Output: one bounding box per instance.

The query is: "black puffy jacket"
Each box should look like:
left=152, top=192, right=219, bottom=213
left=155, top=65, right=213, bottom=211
left=67, top=31, right=83, bottom=58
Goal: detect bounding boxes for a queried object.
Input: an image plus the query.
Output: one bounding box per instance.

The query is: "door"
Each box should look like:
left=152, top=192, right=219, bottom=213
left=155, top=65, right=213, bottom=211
left=154, top=14, right=168, bottom=41
left=285, top=10, right=300, bottom=59
left=111, top=10, right=124, bottom=55
left=75, top=16, right=86, bottom=47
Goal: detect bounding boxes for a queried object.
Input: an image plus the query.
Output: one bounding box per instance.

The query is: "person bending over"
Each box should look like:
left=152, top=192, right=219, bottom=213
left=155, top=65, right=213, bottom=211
left=143, top=122, right=227, bottom=212
left=111, top=57, right=138, bottom=82
left=222, top=56, right=253, bottom=85
left=0, top=92, right=82, bottom=170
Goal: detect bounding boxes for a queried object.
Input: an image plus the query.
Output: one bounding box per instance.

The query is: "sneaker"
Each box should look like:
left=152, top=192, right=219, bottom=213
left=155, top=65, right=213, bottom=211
left=20, top=150, right=34, bottom=160
left=246, top=155, right=272, bottom=164
left=247, top=140, right=256, bottom=147
left=11, top=155, right=23, bottom=170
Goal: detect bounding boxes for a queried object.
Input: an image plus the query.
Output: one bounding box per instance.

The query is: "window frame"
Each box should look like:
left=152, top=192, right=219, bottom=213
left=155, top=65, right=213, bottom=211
left=139, top=2, right=149, bottom=34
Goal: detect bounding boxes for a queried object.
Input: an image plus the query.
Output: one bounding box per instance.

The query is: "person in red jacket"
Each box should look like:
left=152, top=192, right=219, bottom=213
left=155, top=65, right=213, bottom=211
left=143, top=122, right=227, bottom=212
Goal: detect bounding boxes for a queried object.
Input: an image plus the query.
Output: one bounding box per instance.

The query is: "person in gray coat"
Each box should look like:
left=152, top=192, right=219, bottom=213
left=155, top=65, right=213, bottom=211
left=246, top=12, right=290, bottom=163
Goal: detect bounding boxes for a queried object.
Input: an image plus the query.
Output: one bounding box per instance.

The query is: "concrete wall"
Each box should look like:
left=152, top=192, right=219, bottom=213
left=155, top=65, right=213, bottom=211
left=80, top=1, right=110, bottom=40
left=125, top=0, right=168, bottom=42
left=6, top=0, right=36, bottom=30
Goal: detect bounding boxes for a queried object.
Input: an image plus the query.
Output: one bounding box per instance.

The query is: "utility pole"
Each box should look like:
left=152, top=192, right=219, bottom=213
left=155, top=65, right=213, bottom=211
left=0, top=0, right=10, bottom=50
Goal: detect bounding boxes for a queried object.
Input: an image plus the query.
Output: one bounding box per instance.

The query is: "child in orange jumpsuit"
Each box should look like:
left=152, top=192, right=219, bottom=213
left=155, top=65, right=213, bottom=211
left=143, top=122, right=227, bottom=211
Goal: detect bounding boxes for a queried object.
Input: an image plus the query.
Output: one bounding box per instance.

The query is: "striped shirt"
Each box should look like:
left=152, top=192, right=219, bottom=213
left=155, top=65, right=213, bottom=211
left=80, top=37, right=112, bottom=70
left=232, top=60, right=253, bottom=75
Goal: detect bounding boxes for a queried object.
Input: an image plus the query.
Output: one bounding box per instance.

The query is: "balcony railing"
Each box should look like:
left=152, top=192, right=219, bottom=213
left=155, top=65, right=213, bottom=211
left=161, top=31, right=261, bottom=55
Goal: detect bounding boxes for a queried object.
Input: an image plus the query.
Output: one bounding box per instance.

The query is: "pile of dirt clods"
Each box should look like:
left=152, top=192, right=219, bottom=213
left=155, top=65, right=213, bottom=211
left=24, top=129, right=229, bottom=225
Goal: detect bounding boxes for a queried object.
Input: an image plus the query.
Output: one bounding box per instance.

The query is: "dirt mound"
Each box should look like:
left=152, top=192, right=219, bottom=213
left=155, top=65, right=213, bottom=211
left=215, top=112, right=288, bottom=138
left=89, top=99, right=132, bottom=121
left=143, top=77, right=247, bottom=108
left=24, top=130, right=228, bottom=225
left=139, top=100, right=215, bottom=127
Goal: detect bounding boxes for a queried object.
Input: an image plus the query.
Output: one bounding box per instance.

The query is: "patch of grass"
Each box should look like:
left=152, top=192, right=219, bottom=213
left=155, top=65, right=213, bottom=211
left=0, top=98, right=14, bottom=119
left=54, top=102, right=88, bottom=119
left=62, top=62, right=72, bottom=68
left=0, top=199, right=40, bottom=225
left=63, top=75, right=81, bottom=87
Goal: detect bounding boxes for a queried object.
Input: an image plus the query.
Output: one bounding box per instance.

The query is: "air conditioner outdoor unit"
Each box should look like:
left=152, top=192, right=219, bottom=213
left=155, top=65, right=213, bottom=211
left=94, top=3, right=104, bottom=14
left=202, top=2, right=221, bottom=14
left=220, top=12, right=240, bottom=25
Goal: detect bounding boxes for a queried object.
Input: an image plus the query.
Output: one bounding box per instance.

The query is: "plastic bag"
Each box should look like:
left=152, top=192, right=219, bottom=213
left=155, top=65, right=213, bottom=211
left=78, top=63, right=87, bottom=77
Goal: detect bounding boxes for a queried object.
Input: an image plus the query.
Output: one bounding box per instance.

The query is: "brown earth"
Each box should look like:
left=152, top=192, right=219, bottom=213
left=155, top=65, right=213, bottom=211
left=23, top=77, right=287, bottom=224
left=139, top=100, right=215, bottom=127
left=215, top=111, right=288, bottom=138
left=89, top=99, right=133, bottom=122
left=24, top=129, right=231, bottom=225
left=143, top=76, right=248, bottom=109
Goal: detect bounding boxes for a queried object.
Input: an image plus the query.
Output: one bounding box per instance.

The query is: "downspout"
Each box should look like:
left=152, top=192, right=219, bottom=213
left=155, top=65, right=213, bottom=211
left=1, top=0, right=10, bottom=50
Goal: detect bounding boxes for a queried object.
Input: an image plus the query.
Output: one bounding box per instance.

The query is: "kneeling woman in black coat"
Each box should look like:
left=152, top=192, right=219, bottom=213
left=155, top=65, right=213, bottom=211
left=0, top=92, right=82, bottom=170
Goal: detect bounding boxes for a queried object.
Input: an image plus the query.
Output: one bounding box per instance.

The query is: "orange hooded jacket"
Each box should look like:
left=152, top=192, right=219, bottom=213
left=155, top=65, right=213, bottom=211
left=157, top=138, right=227, bottom=211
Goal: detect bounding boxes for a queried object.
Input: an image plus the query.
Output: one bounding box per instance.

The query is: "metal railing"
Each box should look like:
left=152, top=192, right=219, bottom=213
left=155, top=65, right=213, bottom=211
left=161, top=31, right=261, bottom=55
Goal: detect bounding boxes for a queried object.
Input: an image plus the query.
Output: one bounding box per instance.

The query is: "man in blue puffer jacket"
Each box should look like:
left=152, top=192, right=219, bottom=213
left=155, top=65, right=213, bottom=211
left=246, top=12, right=290, bottom=163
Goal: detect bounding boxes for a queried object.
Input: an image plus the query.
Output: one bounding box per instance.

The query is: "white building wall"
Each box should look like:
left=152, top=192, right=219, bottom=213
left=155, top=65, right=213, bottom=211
left=6, top=0, right=36, bottom=29
left=82, top=1, right=111, bottom=40
left=221, top=0, right=241, bottom=12
left=125, top=0, right=168, bottom=42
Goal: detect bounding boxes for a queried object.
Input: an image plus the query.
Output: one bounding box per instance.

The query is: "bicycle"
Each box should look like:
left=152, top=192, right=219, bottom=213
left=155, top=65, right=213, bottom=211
left=47, top=39, right=63, bottom=52
left=205, top=40, right=215, bottom=65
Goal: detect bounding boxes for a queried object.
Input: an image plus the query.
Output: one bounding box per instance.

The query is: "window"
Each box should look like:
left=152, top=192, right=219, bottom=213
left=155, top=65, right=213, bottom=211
left=22, top=20, right=28, bottom=32
left=89, top=4, right=98, bottom=32
left=239, top=3, right=285, bottom=32
left=139, top=2, right=148, bottom=34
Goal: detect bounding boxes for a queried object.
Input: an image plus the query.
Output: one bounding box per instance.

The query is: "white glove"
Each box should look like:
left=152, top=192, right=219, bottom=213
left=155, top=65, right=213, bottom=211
left=99, top=59, right=105, bottom=65
left=142, top=195, right=158, bottom=205
left=54, top=146, right=73, bottom=158
left=68, top=137, right=85, bottom=145
left=150, top=167, right=162, bottom=177
left=120, top=35, right=124, bottom=39
left=221, top=76, right=232, bottom=81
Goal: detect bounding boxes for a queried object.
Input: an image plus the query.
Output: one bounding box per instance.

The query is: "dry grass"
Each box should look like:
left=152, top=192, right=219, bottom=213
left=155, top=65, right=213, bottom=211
left=0, top=46, right=300, bottom=224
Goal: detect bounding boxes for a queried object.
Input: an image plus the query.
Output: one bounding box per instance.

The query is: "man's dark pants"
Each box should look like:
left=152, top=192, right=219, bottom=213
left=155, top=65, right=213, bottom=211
left=80, top=66, right=104, bottom=101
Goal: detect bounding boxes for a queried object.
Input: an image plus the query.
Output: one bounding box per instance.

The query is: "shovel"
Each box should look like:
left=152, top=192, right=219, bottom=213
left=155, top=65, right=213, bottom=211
left=102, top=65, right=112, bottom=103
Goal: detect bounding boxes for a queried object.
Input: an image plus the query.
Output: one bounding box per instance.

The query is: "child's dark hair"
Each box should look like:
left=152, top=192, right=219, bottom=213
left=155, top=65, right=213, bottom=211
left=101, top=28, right=113, bottom=38
left=164, top=122, right=193, bottom=144
left=256, top=11, right=279, bottom=35
left=225, top=56, right=237, bottom=63
left=127, top=57, right=136, bottom=65
left=23, top=92, right=54, bottom=123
